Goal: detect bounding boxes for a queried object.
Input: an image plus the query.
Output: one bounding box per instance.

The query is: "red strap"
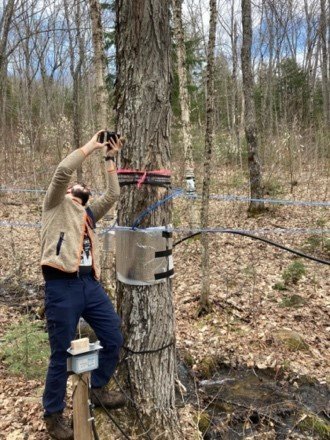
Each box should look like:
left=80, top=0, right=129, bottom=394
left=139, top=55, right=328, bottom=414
left=117, top=168, right=171, bottom=176
left=137, top=171, right=147, bottom=188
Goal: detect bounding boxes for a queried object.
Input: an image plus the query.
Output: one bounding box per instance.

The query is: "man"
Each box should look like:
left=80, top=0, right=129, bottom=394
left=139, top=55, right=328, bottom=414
left=40, top=131, right=125, bottom=440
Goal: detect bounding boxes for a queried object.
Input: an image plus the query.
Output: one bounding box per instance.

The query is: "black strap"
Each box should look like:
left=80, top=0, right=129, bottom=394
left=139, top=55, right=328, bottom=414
left=162, top=231, right=172, bottom=238
left=154, top=268, right=174, bottom=280
left=119, top=182, right=171, bottom=188
left=123, top=340, right=174, bottom=355
left=155, top=249, right=172, bottom=258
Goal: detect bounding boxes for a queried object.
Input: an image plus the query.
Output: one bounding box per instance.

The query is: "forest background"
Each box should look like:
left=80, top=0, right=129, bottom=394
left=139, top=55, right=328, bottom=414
left=0, top=0, right=329, bottom=439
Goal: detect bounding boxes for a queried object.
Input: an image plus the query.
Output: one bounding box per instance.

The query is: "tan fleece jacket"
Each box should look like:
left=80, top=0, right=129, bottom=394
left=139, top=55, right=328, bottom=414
left=40, top=148, right=120, bottom=279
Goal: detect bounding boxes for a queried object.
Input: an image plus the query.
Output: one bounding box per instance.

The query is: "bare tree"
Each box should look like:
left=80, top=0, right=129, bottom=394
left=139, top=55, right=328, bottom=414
left=199, top=0, right=217, bottom=315
left=88, top=0, right=108, bottom=129
left=0, top=0, right=15, bottom=78
left=241, top=0, right=264, bottom=213
left=173, top=0, right=198, bottom=226
left=230, top=4, right=242, bottom=166
left=64, top=0, right=86, bottom=181
left=320, top=0, right=330, bottom=125
left=0, top=0, right=16, bottom=128
left=115, top=1, right=180, bottom=438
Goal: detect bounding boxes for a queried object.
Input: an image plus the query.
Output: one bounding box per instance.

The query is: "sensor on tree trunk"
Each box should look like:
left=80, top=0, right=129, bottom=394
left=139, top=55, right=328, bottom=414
left=115, top=226, right=174, bottom=285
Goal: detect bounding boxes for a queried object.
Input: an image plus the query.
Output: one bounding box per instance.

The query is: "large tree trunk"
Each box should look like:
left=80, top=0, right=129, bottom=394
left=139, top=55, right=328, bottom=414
left=199, top=0, right=217, bottom=315
left=173, top=0, right=198, bottom=227
left=115, top=1, right=180, bottom=438
left=241, top=0, right=265, bottom=213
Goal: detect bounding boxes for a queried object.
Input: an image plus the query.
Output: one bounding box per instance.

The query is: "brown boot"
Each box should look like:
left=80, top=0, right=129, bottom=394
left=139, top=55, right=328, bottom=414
left=91, top=388, right=126, bottom=409
left=44, top=412, right=73, bottom=440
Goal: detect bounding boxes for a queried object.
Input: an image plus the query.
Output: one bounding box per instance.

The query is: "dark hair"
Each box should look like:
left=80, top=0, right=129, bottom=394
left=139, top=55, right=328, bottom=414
left=70, top=183, right=91, bottom=206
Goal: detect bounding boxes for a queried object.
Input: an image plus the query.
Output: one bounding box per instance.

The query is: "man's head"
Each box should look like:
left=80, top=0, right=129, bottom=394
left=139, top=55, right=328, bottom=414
left=67, top=183, right=91, bottom=206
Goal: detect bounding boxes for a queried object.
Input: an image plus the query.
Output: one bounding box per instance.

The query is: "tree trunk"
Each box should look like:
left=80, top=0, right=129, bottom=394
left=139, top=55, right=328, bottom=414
left=241, top=0, right=265, bottom=213
left=230, top=9, right=242, bottom=167
left=328, top=0, right=330, bottom=88
left=88, top=0, right=108, bottom=198
left=0, top=0, right=16, bottom=130
left=199, top=0, right=217, bottom=315
left=88, top=0, right=109, bottom=128
left=64, top=0, right=84, bottom=181
left=115, top=1, right=180, bottom=438
left=320, top=0, right=330, bottom=126
left=173, top=0, right=199, bottom=227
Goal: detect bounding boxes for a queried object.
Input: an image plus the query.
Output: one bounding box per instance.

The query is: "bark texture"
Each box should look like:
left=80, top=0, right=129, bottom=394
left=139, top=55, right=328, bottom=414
left=88, top=0, right=108, bottom=199
left=0, top=0, right=16, bottom=128
left=173, top=0, right=199, bottom=227
left=115, top=1, right=180, bottom=438
left=0, top=0, right=15, bottom=76
left=200, top=0, right=217, bottom=314
left=320, top=0, right=330, bottom=125
left=64, top=0, right=84, bottom=181
left=230, top=12, right=242, bottom=167
left=241, top=0, right=265, bottom=213
left=89, top=0, right=109, bottom=128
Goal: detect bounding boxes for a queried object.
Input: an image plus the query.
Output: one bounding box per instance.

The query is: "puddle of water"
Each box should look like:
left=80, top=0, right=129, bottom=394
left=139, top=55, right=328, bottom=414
left=177, top=362, right=330, bottom=439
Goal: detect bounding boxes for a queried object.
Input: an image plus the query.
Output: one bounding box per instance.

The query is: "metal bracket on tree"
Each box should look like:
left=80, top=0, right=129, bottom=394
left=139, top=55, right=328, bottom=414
left=116, top=226, right=174, bottom=285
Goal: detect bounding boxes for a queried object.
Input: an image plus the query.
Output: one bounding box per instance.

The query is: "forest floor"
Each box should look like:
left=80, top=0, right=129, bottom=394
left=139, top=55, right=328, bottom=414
left=0, top=164, right=329, bottom=439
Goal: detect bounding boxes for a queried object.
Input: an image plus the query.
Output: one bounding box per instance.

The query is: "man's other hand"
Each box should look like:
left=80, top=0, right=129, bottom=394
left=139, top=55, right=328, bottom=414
left=81, top=130, right=110, bottom=156
left=104, top=135, right=123, bottom=158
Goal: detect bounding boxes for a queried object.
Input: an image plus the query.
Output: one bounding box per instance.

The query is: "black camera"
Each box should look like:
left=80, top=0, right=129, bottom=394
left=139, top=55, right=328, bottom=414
left=97, top=131, right=120, bottom=146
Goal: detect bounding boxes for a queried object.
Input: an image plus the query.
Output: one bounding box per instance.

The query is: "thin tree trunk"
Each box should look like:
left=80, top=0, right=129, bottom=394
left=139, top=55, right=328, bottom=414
left=199, top=0, right=217, bottom=315
left=64, top=0, right=84, bottom=181
left=230, top=10, right=242, bottom=167
left=264, top=3, right=275, bottom=135
left=328, top=0, right=330, bottom=88
left=241, top=0, right=265, bottom=213
left=0, top=0, right=15, bottom=76
left=320, top=0, right=330, bottom=125
left=115, top=1, right=180, bottom=438
left=88, top=0, right=108, bottom=190
left=173, top=0, right=199, bottom=227
left=88, top=0, right=108, bottom=128
left=304, top=0, right=315, bottom=118
left=0, top=0, right=16, bottom=130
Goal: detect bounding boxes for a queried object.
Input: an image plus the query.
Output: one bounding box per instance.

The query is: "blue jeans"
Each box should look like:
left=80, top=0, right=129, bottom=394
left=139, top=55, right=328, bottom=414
left=43, top=274, right=123, bottom=415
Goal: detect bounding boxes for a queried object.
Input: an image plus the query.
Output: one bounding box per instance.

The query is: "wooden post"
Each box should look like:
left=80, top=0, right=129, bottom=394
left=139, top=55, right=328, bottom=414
left=72, top=372, right=93, bottom=440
